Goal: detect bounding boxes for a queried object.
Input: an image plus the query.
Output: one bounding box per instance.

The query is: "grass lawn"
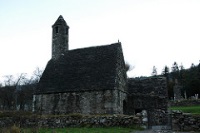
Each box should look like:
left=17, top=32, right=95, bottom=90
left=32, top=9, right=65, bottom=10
left=170, top=106, right=200, bottom=115
left=1, top=127, right=139, bottom=133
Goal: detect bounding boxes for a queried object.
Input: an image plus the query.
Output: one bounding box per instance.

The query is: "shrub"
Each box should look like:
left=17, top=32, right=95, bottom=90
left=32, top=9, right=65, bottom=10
left=0, top=111, right=32, bottom=118
left=0, top=128, right=10, bottom=133
left=10, top=124, right=20, bottom=133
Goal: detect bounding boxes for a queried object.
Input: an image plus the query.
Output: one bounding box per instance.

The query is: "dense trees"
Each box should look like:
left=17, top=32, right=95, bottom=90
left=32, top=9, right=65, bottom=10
left=160, top=62, right=200, bottom=99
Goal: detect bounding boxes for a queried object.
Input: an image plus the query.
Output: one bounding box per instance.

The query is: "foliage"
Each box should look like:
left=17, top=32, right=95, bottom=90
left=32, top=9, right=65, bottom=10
left=10, top=124, right=20, bottom=133
left=170, top=106, right=200, bottom=114
left=161, top=62, right=200, bottom=99
left=178, top=63, right=200, bottom=98
left=0, top=125, right=21, bottom=133
left=162, top=66, right=169, bottom=77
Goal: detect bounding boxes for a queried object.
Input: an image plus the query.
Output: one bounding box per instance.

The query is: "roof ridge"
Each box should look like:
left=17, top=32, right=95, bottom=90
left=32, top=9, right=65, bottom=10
left=69, top=42, right=121, bottom=52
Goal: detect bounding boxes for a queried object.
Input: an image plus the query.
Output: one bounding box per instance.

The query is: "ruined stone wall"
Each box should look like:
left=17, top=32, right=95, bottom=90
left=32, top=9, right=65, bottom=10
left=172, top=110, right=200, bottom=131
left=127, top=77, right=168, bottom=111
left=0, top=115, right=141, bottom=128
left=127, top=77, right=169, bottom=128
left=34, top=89, right=126, bottom=115
left=128, top=77, right=167, bottom=97
left=126, top=95, right=169, bottom=128
left=126, top=95, right=167, bottom=112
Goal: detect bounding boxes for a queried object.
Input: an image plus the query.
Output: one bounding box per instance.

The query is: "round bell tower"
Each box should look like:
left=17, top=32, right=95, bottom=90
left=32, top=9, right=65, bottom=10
left=52, top=15, right=69, bottom=59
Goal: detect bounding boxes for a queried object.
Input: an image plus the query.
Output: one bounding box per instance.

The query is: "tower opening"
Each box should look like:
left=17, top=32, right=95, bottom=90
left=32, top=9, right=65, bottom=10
left=55, top=26, right=59, bottom=33
left=65, top=28, right=68, bottom=34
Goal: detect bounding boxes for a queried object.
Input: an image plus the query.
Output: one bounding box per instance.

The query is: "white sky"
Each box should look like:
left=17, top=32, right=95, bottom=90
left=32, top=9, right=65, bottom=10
left=0, top=0, right=200, bottom=79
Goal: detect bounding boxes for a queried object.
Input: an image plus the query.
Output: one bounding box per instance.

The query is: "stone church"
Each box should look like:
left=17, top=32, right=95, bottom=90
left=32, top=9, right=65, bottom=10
left=33, top=15, right=169, bottom=128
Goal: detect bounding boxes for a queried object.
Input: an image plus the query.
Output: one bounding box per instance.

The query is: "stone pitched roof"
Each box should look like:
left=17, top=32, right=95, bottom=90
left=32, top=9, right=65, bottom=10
left=52, top=15, right=69, bottom=27
left=36, top=43, right=124, bottom=94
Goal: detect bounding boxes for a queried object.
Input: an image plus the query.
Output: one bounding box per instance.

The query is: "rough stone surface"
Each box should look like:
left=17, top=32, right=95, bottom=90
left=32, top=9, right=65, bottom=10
left=52, top=15, right=69, bottom=59
left=127, top=77, right=169, bottom=129
left=0, top=115, right=141, bottom=128
left=128, top=77, right=167, bottom=97
left=34, top=90, right=126, bottom=115
left=171, top=110, right=200, bottom=131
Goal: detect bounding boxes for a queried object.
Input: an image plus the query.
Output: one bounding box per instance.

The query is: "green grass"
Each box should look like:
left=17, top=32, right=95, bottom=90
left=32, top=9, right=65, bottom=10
left=170, top=106, right=200, bottom=114
left=5, top=127, right=138, bottom=133
left=0, top=125, right=142, bottom=133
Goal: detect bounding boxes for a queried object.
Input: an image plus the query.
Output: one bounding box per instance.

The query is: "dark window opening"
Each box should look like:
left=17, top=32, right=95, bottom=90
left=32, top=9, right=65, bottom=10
left=55, top=26, right=59, bottom=33
left=65, top=28, right=68, bottom=34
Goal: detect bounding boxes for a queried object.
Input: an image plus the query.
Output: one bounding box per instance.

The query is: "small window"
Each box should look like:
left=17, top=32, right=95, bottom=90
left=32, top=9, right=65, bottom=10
left=65, top=28, right=68, bottom=34
left=55, top=26, right=58, bottom=33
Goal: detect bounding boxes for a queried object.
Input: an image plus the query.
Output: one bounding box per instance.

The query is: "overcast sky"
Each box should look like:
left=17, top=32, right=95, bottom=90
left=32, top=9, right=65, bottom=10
left=0, top=0, right=200, bottom=79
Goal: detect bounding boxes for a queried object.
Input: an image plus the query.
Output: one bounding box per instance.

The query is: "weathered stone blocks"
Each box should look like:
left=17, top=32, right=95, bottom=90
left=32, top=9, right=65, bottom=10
left=0, top=115, right=141, bottom=128
left=34, top=90, right=126, bottom=115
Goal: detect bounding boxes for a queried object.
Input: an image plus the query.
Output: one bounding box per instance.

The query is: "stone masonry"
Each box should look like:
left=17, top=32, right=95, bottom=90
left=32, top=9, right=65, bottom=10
left=34, top=90, right=126, bottom=115
left=127, top=77, right=169, bottom=129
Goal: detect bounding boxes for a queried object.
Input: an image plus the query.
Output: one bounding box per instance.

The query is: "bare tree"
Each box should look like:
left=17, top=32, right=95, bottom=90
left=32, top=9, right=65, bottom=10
left=4, top=75, right=15, bottom=86
left=15, top=73, right=27, bottom=86
left=16, top=68, right=43, bottom=111
left=152, top=66, right=157, bottom=76
left=0, top=68, right=43, bottom=111
left=32, top=67, right=44, bottom=83
left=1, top=73, right=27, bottom=110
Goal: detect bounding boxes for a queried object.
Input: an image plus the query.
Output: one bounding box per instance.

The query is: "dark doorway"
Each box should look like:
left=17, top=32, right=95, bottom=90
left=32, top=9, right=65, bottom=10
left=123, top=100, right=127, bottom=114
left=135, top=109, right=142, bottom=115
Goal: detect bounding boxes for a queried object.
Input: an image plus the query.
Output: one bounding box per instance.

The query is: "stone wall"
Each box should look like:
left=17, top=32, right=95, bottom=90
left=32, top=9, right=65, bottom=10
left=115, top=43, right=127, bottom=92
left=126, top=95, right=167, bottom=111
left=128, top=77, right=167, bottom=97
left=0, top=115, right=141, bottom=128
left=127, top=77, right=169, bottom=129
left=126, top=94, right=169, bottom=128
left=34, top=89, right=126, bottom=115
left=1, top=112, right=199, bottom=131
left=172, top=110, right=200, bottom=131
